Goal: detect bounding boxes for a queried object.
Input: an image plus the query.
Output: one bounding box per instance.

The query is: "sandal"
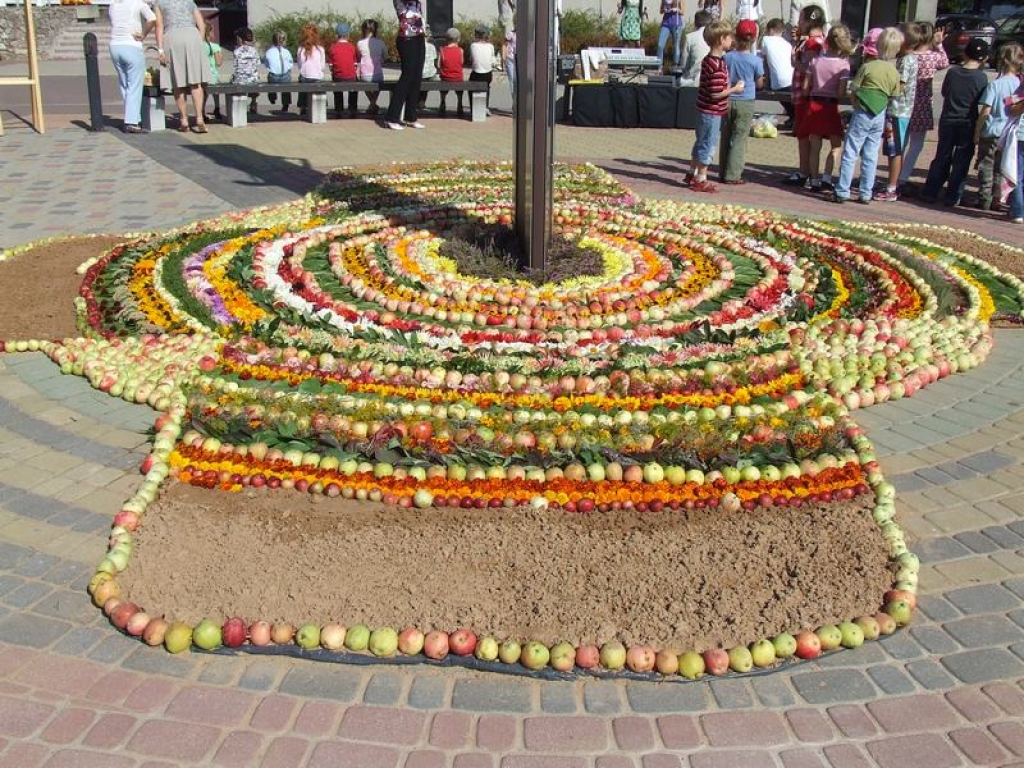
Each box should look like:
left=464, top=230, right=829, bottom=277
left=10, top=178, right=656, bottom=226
left=690, top=180, right=717, bottom=194
left=177, top=121, right=190, bottom=133
left=192, top=123, right=209, bottom=134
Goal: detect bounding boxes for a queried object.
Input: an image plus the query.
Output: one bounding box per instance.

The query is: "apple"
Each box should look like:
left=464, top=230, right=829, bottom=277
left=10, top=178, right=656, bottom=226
left=475, top=635, right=500, bottom=662
left=93, top=579, right=121, bottom=608
left=600, top=641, right=627, bottom=670
left=345, top=623, right=371, bottom=651
left=838, top=621, right=865, bottom=648
left=655, top=649, right=680, bottom=676
left=772, top=633, right=797, bottom=658
left=794, top=630, right=821, bottom=660
left=549, top=642, right=576, bottom=672
left=749, top=639, right=776, bottom=668
left=447, top=629, right=477, bottom=656
left=398, top=627, right=425, bottom=655
left=875, top=612, right=898, bottom=636
left=222, top=617, right=247, bottom=648
left=883, top=589, right=917, bottom=610
left=271, top=623, right=295, bottom=645
left=702, top=648, right=730, bottom=676
left=854, top=616, right=881, bottom=641
left=642, top=463, right=665, bottom=484
left=320, top=623, right=347, bottom=650
left=192, top=619, right=222, bottom=650
left=111, top=602, right=139, bottom=631
left=126, top=611, right=150, bottom=637
left=423, top=630, right=449, bottom=660
left=142, top=617, right=169, bottom=647
left=626, top=645, right=656, bottom=673
left=368, top=627, right=399, bottom=657
left=296, top=623, right=321, bottom=650
left=816, top=625, right=842, bottom=652
left=678, top=651, right=705, bottom=679
left=884, top=599, right=913, bottom=626
left=520, top=641, right=550, bottom=670
left=575, top=644, right=600, bottom=669
left=249, top=620, right=272, bottom=646
left=498, top=639, right=522, bottom=664
left=728, top=646, right=754, bottom=673
left=164, top=622, right=193, bottom=654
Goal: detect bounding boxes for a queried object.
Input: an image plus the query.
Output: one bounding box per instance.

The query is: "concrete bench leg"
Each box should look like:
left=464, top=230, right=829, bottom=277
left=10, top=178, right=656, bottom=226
left=309, top=93, right=328, bottom=124
left=141, top=96, right=165, bottom=132
left=470, top=91, right=487, bottom=122
left=225, top=94, right=248, bottom=127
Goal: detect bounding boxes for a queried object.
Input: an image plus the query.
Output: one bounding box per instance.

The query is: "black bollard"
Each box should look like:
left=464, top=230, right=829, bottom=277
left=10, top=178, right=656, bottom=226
left=84, top=32, right=105, bottom=131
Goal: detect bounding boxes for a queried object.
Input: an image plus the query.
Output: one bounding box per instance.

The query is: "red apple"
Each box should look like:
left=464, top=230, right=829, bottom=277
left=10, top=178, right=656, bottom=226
left=702, top=648, right=730, bottom=676
left=222, top=617, right=247, bottom=648
left=423, top=630, right=449, bottom=660
left=449, top=629, right=477, bottom=656
left=626, top=645, right=656, bottom=673
left=125, top=611, right=150, bottom=637
left=398, top=627, right=425, bottom=655
left=142, top=617, right=169, bottom=646
left=575, top=644, right=600, bottom=669
left=249, top=620, right=272, bottom=646
left=794, top=630, right=822, bottom=659
left=111, top=602, right=139, bottom=631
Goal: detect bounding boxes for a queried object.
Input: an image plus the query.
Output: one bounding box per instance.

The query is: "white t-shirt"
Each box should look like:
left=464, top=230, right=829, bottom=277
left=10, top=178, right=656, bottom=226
left=736, top=0, right=762, bottom=20
left=470, top=40, right=495, bottom=74
left=760, top=35, right=793, bottom=90
left=108, top=0, right=155, bottom=48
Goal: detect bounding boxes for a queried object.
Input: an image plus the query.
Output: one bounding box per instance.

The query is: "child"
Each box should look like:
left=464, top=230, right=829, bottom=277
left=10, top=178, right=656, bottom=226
left=1007, top=83, right=1024, bottom=224
left=296, top=23, right=325, bottom=116
left=799, top=23, right=853, bottom=193
left=656, top=0, right=684, bottom=69
left=418, top=35, right=438, bottom=112
left=469, top=25, right=495, bottom=114
left=231, top=26, right=261, bottom=116
left=686, top=19, right=745, bottom=193
left=897, top=21, right=948, bottom=188
left=782, top=6, right=825, bottom=186
left=975, top=43, right=1024, bottom=212
left=920, top=38, right=991, bottom=206
left=263, top=29, right=294, bottom=113
left=876, top=23, right=919, bottom=201
left=327, top=22, right=358, bottom=116
left=698, top=0, right=721, bottom=22
left=203, top=24, right=223, bottom=121
left=720, top=19, right=764, bottom=184
left=438, top=27, right=465, bottom=115
left=679, top=10, right=712, bottom=85
left=502, top=27, right=516, bottom=104
left=357, top=19, right=385, bottom=115
left=760, top=18, right=794, bottom=123
left=829, top=27, right=903, bottom=204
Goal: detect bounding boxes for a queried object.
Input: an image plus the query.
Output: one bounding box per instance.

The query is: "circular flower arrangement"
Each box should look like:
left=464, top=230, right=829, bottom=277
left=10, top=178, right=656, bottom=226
left=6, top=163, right=1024, bottom=678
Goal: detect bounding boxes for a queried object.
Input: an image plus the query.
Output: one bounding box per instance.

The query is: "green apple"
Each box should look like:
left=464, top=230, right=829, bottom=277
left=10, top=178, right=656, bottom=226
left=192, top=619, right=222, bottom=651
left=498, top=639, right=521, bottom=664
left=345, top=623, right=371, bottom=651
left=772, top=633, right=797, bottom=658
left=475, top=635, right=500, bottom=662
left=838, top=621, right=865, bottom=649
left=520, top=641, right=550, bottom=670
left=600, top=641, right=627, bottom=670
left=549, top=642, right=576, bottom=672
left=728, top=646, right=753, bottom=673
left=164, top=621, right=193, bottom=654
left=749, top=639, right=776, bottom=668
left=855, top=616, right=881, bottom=641
left=295, top=623, right=321, bottom=650
left=816, top=625, right=843, bottom=651
left=642, top=462, right=665, bottom=483
left=678, top=651, right=705, bottom=679
left=368, top=627, right=399, bottom=657
left=884, top=599, right=913, bottom=626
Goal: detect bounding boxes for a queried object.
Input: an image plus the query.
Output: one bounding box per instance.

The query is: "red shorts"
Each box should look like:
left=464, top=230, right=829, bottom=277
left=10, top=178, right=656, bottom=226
left=797, top=98, right=843, bottom=139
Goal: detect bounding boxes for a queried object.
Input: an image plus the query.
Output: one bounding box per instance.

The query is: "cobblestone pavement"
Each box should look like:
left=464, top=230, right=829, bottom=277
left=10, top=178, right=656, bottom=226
left=2, top=106, right=1024, bottom=766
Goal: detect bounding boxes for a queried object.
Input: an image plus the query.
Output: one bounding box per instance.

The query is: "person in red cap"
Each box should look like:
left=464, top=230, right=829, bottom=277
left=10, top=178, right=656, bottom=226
left=719, top=19, right=764, bottom=183
left=782, top=6, right=826, bottom=186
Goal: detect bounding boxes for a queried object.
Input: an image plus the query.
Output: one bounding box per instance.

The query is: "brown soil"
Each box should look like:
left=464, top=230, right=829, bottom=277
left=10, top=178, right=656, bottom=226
left=889, top=225, right=1024, bottom=282
left=122, top=482, right=894, bottom=651
left=0, top=237, right=125, bottom=341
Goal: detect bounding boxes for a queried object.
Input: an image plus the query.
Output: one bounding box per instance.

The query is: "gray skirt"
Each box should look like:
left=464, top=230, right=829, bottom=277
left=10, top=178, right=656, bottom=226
left=165, top=26, right=211, bottom=89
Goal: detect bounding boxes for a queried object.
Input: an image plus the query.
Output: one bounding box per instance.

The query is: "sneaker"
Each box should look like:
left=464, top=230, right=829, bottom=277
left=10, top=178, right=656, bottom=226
left=874, top=190, right=900, bottom=202
left=123, top=124, right=146, bottom=134
left=682, top=171, right=695, bottom=187
left=404, top=121, right=426, bottom=129
left=818, top=180, right=834, bottom=193
left=809, top=181, right=823, bottom=193
left=826, top=192, right=846, bottom=204
left=856, top=197, right=871, bottom=205
left=1013, top=217, right=1024, bottom=224
left=386, top=121, right=405, bottom=130
left=781, top=172, right=808, bottom=187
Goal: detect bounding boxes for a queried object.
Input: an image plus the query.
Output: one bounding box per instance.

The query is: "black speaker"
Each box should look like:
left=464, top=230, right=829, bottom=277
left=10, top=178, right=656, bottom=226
left=556, top=54, right=576, bottom=83
left=840, top=0, right=868, bottom=37
left=426, top=0, right=453, bottom=38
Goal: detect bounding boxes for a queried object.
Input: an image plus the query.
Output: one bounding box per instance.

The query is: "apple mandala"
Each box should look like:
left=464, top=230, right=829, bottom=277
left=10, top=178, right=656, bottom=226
left=12, top=162, right=1024, bottom=677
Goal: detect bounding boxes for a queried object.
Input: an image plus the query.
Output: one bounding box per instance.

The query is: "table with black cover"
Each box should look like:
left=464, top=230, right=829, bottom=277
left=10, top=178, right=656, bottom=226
left=569, top=83, right=699, bottom=129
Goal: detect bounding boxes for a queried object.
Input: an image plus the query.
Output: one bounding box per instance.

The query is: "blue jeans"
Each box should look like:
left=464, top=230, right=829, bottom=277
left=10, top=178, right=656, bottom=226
left=835, top=108, right=885, bottom=201
left=657, top=24, right=683, bottom=66
left=1011, top=142, right=1024, bottom=221
left=693, top=112, right=722, bottom=166
left=922, top=120, right=975, bottom=205
left=110, top=44, right=146, bottom=126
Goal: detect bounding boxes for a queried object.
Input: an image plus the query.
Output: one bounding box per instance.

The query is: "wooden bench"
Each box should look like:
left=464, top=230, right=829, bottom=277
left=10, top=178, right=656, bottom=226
left=204, top=80, right=490, bottom=128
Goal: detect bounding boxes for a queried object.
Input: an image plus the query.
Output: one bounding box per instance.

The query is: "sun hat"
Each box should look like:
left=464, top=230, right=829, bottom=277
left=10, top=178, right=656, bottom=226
left=446, top=27, right=461, bottom=41
left=335, top=22, right=351, bottom=37
left=861, top=27, right=883, bottom=57
left=964, top=37, right=990, bottom=61
left=736, top=19, right=759, bottom=42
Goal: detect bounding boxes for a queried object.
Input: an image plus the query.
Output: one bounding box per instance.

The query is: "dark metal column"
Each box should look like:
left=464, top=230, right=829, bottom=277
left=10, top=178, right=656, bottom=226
left=513, top=0, right=555, bottom=271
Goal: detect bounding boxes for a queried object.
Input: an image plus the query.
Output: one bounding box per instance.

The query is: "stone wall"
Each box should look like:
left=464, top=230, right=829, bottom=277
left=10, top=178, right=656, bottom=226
left=0, top=6, right=78, bottom=59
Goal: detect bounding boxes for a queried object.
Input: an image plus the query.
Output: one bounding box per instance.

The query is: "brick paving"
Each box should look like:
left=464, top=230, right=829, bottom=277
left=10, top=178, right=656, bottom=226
left=2, top=70, right=1024, bottom=767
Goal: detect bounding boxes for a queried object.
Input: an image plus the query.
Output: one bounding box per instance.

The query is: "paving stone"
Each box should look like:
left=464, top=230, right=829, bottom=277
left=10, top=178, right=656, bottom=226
left=655, top=715, right=700, bottom=750
left=165, top=686, right=258, bottom=728
left=293, top=701, right=341, bottom=737
left=950, top=727, right=1009, bottom=765
left=121, top=646, right=196, bottom=678
left=941, top=648, right=1024, bottom=684
left=523, top=717, right=608, bottom=752
left=908, top=626, right=960, bottom=654
left=84, top=632, right=138, bottom=664
left=866, top=733, right=963, bottom=768
left=582, top=683, right=623, bottom=715
left=262, top=735, right=309, bottom=768
left=214, top=730, right=264, bottom=768
left=0, top=574, right=24, bottom=597
left=708, top=678, right=754, bottom=709
left=196, top=657, right=245, bottom=686
left=0, top=613, right=71, bottom=648
left=611, top=717, right=656, bottom=751
left=50, top=626, right=105, bottom=657
left=339, top=705, right=425, bottom=745
left=500, top=758, right=588, bottom=768
left=454, top=754, right=495, bottom=768
left=785, top=708, right=833, bottom=743
left=428, top=711, right=472, bottom=750
left=127, top=720, right=222, bottom=762
left=749, top=674, right=796, bottom=707
left=1005, top=577, right=1024, bottom=600
left=249, top=695, right=296, bottom=731
left=792, top=670, right=876, bottom=705
left=827, top=705, right=877, bottom=739
left=905, top=660, right=958, bottom=691
left=408, top=676, right=449, bottom=710
left=540, top=683, right=579, bottom=713
left=865, top=665, right=917, bottom=695
left=3, top=581, right=52, bottom=608
left=237, top=659, right=284, bottom=692
left=82, top=713, right=138, bottom=750
left=306, top=740, right=400, bottom=768
left=452, top=679, right=532, bottom=713
left=31, top=587, right=98, bottom=625
left=990, top=721, right=1024, bottom=758
left=476, top=714, right=517, bottom=751
left=779, top=748, right=826, bottom=768
left=0, top=695, right=56, bottom=738
left=866, top=694, right=959, bottom=733
left=954, top=531, right=1001, bottom=554
left=945, top=584, right=1020, bottom=615
left=625, top=682, right=710, bottom=713
left=595, top=757, right=636, bottom=768
left=405, top=751, right=446, bottom=768
left=39, top=748, right=137, bottom=768
left=982, top=682, right=1024, bottom=717
left=945, top=687, right=1002, bottom=722
left=912, top=537, right=973, bottom=565
left=689, top=750, right=776, bottom=768
left=877, top=632, right=927, bottom=661
left=363, top=674, right=403, bottom=706
left=982, top=526, right=1024, bottom=550
left=822, top=743, right=873, bottom=768
left=916, top=595, right=961, bottom=623
left=639, top=755, right=682, bottom=768
left=123, top=679, right=179, bottom=713
left=277, top=665, right=363, bottom=702
left=944, top=615, right=1024, bottom=648
left=701, top=711, right=789, bottom=747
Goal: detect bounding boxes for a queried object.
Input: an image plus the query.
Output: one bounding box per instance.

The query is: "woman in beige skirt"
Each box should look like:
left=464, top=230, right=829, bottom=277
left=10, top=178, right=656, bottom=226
left=154, top=0, right=212, bottom=132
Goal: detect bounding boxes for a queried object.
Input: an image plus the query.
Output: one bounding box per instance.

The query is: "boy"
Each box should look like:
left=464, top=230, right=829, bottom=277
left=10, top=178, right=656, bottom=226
left=760, top=18, right=793, bottom=123
left=687, top=19, right=745, bottom=193
left=720, top=19, right=764, bottom=183
left=829, top=27, right=903, bottom=204
left=975, top=43, right=1024, bottom=212
left=921, top=38, right=990, bottom=206
left=326, top=22, right=358, bottom=116
left=679, top=10, right=712, bottom=84
left=875, top=23, right=919, bottom=201
left=231, top=27, right=261, bottom=116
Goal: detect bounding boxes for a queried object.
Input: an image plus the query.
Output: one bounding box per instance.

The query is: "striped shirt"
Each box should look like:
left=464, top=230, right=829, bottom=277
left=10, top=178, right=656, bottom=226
left=696, top=54, right=729, bottom=116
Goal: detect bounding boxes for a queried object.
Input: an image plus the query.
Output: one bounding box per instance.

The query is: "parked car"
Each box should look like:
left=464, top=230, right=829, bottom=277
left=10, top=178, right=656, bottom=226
left=936, top=13, right=998, bottom=62
left=992, top=12, right=1024, bottom=64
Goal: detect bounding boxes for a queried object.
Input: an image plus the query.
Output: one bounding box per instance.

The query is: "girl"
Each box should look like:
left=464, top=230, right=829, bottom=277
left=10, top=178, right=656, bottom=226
left=296, top=23, right=325, bottom=116
left=898, top=21, right=948, bottom=189
left=327, top=22, right=358, bottom=116
left=656, top=0, right=684, bottom=68
left=698, top=0, right=721, bottom=22
left=202, top=23, right=223, bottom=121
left=618, top=0, right=645, bottom=47
left=469, top=25, right=495, bottom=113
left=781, top=6, right=825, bottom=186
left=230, top=26, right=260, bottom=115
left=385, top=0, right=427, bottom=130
left=357, top=19, right=385, bottom=116
left=263, top=30, right=294, bottom=113
left=439, top=27, right=466, bottom=115
left=799, top=22, right=853, bottom=193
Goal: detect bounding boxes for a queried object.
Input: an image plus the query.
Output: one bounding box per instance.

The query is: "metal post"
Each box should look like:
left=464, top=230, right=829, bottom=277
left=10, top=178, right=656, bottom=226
left=84, top=33, right=104, bottom=131
left=513, top=0, right=555, bottom=272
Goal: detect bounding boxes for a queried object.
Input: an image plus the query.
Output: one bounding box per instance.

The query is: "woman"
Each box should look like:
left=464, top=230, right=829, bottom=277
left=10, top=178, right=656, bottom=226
left=698, top=0, right=721, bottom=22
left=656, top=0, right=683, bottom=67
left=153, top=0, right=211, bottom=132
left=618, top=0, right=645, bottom=47
left=385, top=0, right=426, bottom=130
left=108, top=0, right=156, bottom=133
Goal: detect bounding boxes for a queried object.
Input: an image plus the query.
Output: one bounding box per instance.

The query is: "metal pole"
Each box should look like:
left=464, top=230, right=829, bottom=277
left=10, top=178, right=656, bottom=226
left=513, top=0, right=555, bottom=271
left=84, top=33, right=104, bottom=131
